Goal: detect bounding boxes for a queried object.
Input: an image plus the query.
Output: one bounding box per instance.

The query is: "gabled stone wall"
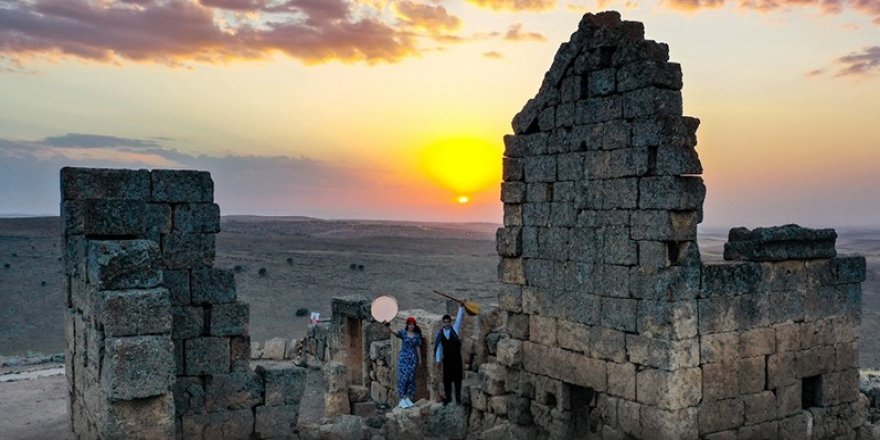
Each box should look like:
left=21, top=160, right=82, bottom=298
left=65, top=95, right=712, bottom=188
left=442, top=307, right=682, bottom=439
left=62, top=167, right=307, bottom=439
left=486, top=11, right=869, bottom=440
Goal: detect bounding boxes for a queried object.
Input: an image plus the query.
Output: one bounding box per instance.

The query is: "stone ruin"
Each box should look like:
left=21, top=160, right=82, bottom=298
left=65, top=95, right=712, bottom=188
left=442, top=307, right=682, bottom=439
left=61, top=167, right=307, bottom=439
left=60, top=10, right=873, bottom=440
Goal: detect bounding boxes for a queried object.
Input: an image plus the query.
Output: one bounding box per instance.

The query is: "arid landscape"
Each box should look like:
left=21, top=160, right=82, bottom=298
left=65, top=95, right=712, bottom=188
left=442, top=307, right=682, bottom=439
left=0, top=217, right=878, bottom=439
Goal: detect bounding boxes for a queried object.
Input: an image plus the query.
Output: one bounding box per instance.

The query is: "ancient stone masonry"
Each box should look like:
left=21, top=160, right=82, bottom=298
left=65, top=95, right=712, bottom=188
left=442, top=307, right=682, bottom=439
left=62, top=167, right=307, bottom=439
left=485, top=10, right=870, bottom=440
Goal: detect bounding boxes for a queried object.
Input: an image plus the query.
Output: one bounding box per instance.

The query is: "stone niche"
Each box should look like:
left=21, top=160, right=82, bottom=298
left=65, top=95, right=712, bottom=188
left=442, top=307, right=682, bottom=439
left=62, top=167, right=308, bottom=440
left=484, top=10, right=869, bottom=440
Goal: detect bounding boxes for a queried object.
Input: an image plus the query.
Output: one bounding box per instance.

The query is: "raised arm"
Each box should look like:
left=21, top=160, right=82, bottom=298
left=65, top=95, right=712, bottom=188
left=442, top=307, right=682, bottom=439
left=452, top=304, right=465, bottom=334
left=384, top=322, right=402, bottom=339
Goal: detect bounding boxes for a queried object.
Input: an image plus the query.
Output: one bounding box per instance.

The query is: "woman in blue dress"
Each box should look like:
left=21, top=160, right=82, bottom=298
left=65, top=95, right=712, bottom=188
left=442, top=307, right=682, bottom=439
left=384, top=316, right=422, bottom=409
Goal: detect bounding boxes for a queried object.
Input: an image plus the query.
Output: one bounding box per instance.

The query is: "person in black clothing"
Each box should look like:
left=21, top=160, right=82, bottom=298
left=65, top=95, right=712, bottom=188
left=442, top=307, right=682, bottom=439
left=434, top=304, right=465, bottom=405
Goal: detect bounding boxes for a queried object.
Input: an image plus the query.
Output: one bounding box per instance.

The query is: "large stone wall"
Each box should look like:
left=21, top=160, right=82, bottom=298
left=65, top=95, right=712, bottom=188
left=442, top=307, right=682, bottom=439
left=62, top=167, right=307, bottom=439
left=484, top=11, right=869, bottom=440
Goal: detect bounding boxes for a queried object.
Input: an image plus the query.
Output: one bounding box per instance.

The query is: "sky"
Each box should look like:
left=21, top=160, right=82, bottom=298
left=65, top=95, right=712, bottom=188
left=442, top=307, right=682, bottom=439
left=0, top=0, right=878, bottom=228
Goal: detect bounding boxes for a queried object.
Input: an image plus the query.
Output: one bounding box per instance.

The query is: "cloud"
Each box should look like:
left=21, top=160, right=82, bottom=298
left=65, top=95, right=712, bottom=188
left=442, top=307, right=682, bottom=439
left=834, top=46, right=880, bottom=76
left=483, top=50, right=503, bottom=58
left=464, top=0, right=557, bottom=12
left=0, top=0, right=418, bottom=66
left=656, top=0, right=880, bottom=23
left=663, top=0, right=724, bottom=11
left=0, top=133, right=391, bottom=218
left=805, top=68, right=825, bottom=77
left=394, top=0, right=462, bottom=34
left=503, top=23, right=546, bottom=41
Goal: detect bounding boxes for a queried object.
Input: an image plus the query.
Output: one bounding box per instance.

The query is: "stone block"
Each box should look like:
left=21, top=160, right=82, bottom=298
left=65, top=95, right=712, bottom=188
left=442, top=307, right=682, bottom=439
left=529, top=314, right=557, bottom=346
left=230, top=336, right=251, bottom=372
left=767, top=351, right=797, bottom=389
left=724, top=225, right=836, bottom=262
left=171, top=306, right=204, bottom=340
left=503, top=157, right=524, bottom=181
left=64, top=234, right=87, bottom=278
left=524, top=155, right=557, bottom=183
left=263, top=337, right=287, bottom=361
left=700, top=261, right=763, bottom=297
left=742, top=391, right=777, bottom=425
left=557, top=152, right=584, bottom=181
left=161, top=232, right=215, bottom=270
left=522, top=341, right=606, bottom=391
left=603, top=228, right=638, bottom=265
left=145, top=202, right=171, bottom=240
left=497, top=338, right=523, bottom=367
left=623, top=88, right=682, bottom=118
left=797, top=346, right=836, bottom=378
left=163, top=269, right=190, bottom=306
left=185, top=337, right=230, bottom=376
left=498, top=284, right=522, bottom=313
left=588, top=68, right=616, bottom=96
left=778, top=412, right=810, bottom=440
left=506, top=313, right=530, bottom=340
left=639, top=406, right=698, bottom=440
left=700, top=332, right=739, bottom=364
left=181, top=408, right=253, bottom=440
left=497, top=227, right=522, bottom=258
left=763, top=260, right=808, bottom=291
left=151, top=169, right=213, bottom=203
left=602, top=178, right=640, bottom=209
left=255, top=404, right=299, bottom=439
left=580, top=95, right=623, bottom=123
left=699, top=398, right=743, bottom=435
left=87, top=240, right=162, bottom=290
left=776, top=381, right=802, bottom=418
left=638, top=241, right=670, bottom=268
left=738, top=421, right=779, bottom=440
left=637, top=299, right=698, bottom=340
left=538, top=106, right=555, bottom=131
left=98, top=393, right=175, bottom=439
left=526, top=182, right=553, bottom=203
left=741, top=356, right=768, bottom=394
left=637, top=367, right=701, bottom=409
left=173, top=376, right=205, bottom=416
left=479, top=362, right=509, bottom=396
left=740, top=327, right=775, bottom=357
left=697, top=296, right=738, bottom=334
left=831, top=256, right=867, bottom=284
left=62, top=199, right=147, bottom=236
left=501, top=182, right=526, bottom=204
left=210, top=302, right=249, bottom=336
left=324, top=391, right=350, bottom=417
left=629, top=266, right=701, bottom=300
left=61, top=167, right=150, bottom=201
left=703, top=431, right=737, bottom=440
left=631, top=210, right=698, bottom=241
left=818, top=369, right=859, bottom=406
left=499, top=258, right=526, bottom=285
left=102, top=336, right=175, bottom=400
left=607, top=361, right=636, bottom=400
left=612, top=39, right=670, bottom=66
left=556, top=319, right=590, bottom=353
left=204, top=372, right=263, bottom=414
left=569, top=227, right=602, bottom=263
left=626, top=334, right=699, bottom=370
left=591, top=326, right=626, bottom=363
left=173, top=203, right=221, bottom=233
left=767, top=290, right=805, bottom=323
left=601, top=297, right=637, bottom=332
left=639, top=176, right=704, bottom=210
left=835, top=341, right=858, bottom=371
left=191, top=268, right=236, bottom=305
left=99, top=288, right=171, bottom=337
left=617, top=60, right=682, bottom=92
left=702, top=362, right=739, bottom=402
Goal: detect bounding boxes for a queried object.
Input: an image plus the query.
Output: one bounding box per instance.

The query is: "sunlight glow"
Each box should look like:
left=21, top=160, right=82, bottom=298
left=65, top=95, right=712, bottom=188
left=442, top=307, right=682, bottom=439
left=418, top=137, right=503, bottom=199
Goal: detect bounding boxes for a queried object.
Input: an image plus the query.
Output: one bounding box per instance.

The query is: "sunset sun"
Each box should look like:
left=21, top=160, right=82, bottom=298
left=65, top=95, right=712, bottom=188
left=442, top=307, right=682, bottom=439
left=418, top=137, right=502, bottom=203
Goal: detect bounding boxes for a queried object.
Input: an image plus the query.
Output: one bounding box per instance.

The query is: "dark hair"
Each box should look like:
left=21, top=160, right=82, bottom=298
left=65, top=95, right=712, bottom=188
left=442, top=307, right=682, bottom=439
left=442, top=314, right=451, bottom=321
left=412, top=324, right=423, bottom=335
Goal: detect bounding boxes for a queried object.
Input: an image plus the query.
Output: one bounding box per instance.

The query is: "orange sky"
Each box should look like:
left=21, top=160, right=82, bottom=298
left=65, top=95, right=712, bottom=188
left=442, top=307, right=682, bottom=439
left=0, top=0, right=878, bottom=227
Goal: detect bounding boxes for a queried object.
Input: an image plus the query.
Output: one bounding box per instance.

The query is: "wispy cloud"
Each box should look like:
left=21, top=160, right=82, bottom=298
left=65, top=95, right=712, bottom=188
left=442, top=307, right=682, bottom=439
left=834, top=46, right=880, bottom=76
left=503, top=23, right=546, bottom=41
left=394, top=0, right=462, bottom=34
left=0, top=133, right=390, bottom=218
left=464, top=0, right=557, bottom=12
left=0, top=0, right=420, bottom=66
left=657, top=0, right=880, bottom=23
left=483, top=50, right=503, bottom=58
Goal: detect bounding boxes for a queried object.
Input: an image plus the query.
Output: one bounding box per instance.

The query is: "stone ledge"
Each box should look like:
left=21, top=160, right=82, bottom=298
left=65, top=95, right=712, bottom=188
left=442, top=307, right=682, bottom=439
left=724, top=224, right=837, bottom=262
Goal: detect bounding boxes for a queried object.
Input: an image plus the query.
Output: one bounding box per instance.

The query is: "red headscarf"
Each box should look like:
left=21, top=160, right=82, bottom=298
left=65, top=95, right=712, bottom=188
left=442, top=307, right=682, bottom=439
left=405, top=316, right=417, bottom=325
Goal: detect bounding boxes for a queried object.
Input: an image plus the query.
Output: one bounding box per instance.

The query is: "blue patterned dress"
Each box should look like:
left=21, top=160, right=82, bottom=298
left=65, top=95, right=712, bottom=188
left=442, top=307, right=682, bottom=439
left=396, top=329, right=421, bottom=399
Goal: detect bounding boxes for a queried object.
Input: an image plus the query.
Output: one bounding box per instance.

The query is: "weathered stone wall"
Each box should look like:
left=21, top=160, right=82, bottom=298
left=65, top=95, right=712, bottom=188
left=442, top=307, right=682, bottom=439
left=62, top=167, right=307, bottom=439
left=484, top=11, right=869, bottom=440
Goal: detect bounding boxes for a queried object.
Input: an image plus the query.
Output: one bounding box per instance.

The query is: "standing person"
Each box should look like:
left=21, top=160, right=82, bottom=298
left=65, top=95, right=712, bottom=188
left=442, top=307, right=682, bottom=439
left=434, top=303, right=465, bottom=405
left=384, top=316, right=422, bottom=409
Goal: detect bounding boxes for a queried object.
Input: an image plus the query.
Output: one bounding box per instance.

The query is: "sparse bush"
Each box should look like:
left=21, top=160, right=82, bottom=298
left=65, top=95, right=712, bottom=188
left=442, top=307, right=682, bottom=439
left=4, top=263, right=9, bottom=269
left=357, top=264, right=364, bottom=271
left=258, top=267, right=267, bottom=277
left=350, top=263, right=357, bottom=270
left=11, top=253, right=17, bottom=257
left=295, top=308, right=309, bottom=317
left=234, top=265, right=245, bottom=273
left=41, top=281, right=47, bottom=286
left=286, top=257, right=293, bottom=265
